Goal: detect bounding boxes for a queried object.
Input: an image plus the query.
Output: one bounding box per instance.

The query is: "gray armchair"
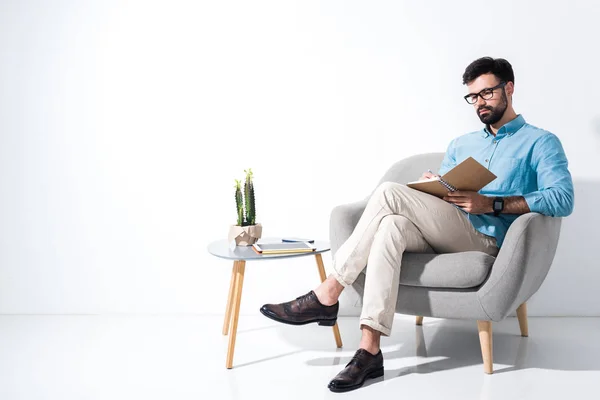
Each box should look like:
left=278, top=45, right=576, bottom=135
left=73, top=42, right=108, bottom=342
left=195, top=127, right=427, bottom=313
left=329, top=152, right=562, bottom=374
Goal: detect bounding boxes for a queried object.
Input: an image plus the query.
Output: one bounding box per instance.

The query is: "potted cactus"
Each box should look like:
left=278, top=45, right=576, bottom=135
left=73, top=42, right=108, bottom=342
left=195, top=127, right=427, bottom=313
left=227, top=168, right=263, bottom=246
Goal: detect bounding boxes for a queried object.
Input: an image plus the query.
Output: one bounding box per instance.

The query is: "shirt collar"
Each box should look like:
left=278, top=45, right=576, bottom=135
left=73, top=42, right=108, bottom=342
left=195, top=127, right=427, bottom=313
left=481, top=114, right=526, bottom=138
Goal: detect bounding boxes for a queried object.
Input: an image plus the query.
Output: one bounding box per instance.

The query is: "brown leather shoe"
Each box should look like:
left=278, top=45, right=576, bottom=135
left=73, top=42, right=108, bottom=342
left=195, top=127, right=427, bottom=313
left=327, top=348, right=384, bottom=393
left=259, top=290, right=338, bottom=326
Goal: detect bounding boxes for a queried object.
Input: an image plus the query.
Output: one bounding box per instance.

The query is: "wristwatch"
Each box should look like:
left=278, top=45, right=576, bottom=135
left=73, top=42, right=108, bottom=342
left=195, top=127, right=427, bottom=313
left=493, top=197, right=504, bottom=216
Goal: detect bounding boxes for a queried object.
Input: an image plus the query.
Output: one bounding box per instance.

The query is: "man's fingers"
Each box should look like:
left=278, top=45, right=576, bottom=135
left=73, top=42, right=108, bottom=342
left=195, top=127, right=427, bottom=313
left=444, top=196, right=469, bottom=202
left=444, top=197, right=471, bottom=206
left=447, top=190, right=476, bottom=196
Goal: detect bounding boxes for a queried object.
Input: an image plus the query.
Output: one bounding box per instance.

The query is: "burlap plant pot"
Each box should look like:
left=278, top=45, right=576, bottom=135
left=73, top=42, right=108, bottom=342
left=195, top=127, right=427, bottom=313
left=228, top=223, right=263, bottom=246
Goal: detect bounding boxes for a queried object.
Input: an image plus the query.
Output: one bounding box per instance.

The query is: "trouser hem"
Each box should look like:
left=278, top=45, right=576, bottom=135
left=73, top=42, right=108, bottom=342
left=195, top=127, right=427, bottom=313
left=359, top=318, right=391, bottom=337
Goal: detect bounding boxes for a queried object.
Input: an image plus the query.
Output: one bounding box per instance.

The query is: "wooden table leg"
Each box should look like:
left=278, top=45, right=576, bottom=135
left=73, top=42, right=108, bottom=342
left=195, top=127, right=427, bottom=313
left=314, top=253, right=343, bottom=348
left=222, top=261, right=239, bottom=336
left=226, top=260, right=246, bottom=369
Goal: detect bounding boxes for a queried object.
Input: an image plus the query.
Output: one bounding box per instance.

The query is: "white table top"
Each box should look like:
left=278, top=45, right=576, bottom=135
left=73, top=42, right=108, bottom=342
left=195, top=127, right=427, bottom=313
left=207, top=237, right=330, bottom=261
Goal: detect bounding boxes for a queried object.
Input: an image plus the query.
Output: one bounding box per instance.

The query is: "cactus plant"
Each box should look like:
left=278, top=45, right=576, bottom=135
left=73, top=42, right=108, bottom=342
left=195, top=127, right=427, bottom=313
left=244, top=168, right=256, bottom=225
left=234, top=179, right=244, bottom=226
left=234, top=168, right=257, bottom=226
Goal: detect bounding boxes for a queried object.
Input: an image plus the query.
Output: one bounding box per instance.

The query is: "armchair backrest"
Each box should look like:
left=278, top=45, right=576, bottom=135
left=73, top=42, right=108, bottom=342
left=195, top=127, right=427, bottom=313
left=373, top=152, right=445, bottom=196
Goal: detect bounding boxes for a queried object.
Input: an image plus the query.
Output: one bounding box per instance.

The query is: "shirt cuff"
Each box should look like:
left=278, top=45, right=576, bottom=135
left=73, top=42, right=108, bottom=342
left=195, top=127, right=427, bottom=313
left=523, top=191, right=546, bottom=214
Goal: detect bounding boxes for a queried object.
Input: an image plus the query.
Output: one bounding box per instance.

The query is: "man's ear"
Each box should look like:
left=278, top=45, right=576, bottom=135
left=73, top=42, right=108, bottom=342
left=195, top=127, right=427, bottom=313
left=505, top=81, right=515, bottom=96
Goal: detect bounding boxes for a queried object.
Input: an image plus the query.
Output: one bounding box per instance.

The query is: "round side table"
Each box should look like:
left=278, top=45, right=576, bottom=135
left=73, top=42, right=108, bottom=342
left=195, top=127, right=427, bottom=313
left=207, top=237, right=343, bottom=369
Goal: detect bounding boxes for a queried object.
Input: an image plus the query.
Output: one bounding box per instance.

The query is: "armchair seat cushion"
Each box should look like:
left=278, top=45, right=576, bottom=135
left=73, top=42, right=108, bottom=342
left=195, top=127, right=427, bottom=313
left=398, top=251, right=496, bottom=289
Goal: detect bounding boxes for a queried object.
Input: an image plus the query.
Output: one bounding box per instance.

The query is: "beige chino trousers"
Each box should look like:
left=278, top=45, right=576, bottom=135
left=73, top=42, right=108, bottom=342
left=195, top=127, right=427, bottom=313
left=330, top=182, right=499, bottom=336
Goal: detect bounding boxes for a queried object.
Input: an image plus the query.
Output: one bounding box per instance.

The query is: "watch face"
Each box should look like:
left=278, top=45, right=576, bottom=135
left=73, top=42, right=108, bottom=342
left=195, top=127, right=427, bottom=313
left=494, top=200, right=502, bottom=208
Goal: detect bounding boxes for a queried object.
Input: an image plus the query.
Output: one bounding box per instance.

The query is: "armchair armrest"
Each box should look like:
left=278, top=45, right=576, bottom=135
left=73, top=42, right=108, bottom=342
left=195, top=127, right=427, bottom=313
left=477, top=212, right=562, bottom=321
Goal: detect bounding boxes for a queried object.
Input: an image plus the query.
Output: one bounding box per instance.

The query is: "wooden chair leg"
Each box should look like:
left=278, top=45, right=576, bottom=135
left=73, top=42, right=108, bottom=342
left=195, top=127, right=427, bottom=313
left=222, top=261, right=239, bottom=335
left=516, top=303, right=529, bottom=337
left=415, top=324, right=427, bottom=358
left=477, top=320, right=493, bottom=374
left=314, top=253, right=343, bottom=348
left=416, top=316, right=423, bottom=325
left=226, top=261, right=246, bottom=369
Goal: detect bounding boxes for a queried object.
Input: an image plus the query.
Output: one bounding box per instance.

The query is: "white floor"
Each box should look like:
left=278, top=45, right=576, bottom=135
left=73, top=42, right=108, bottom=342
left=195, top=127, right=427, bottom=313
left=0, top=315, right=599, bottom=399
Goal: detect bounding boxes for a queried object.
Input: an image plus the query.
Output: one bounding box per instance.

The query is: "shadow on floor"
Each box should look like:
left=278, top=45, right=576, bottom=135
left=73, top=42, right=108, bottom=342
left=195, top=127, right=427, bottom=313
left=281, top=317, right=600, bottom=378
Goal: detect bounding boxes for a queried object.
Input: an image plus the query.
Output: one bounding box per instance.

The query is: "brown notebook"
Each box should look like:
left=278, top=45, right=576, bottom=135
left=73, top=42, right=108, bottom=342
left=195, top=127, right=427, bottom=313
left=406, top=157, right=497, bottom=198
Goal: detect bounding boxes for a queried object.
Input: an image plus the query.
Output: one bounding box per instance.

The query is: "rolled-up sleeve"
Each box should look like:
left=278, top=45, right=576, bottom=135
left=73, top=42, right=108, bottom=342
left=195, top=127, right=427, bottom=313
left=523, top=133, right=574, bottom=217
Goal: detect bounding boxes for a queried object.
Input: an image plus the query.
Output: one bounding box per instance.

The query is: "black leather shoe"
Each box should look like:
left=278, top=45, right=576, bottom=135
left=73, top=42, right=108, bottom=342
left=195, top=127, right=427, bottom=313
left=328, top=348, right=384, bottom=393
left=259, top=290, right=338, bottom=326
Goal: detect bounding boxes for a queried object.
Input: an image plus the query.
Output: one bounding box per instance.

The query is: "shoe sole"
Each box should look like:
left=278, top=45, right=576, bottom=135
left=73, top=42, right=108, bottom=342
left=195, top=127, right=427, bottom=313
left=259, top=308, right=337, bottom=326
left=328, top=367, right=384, bottom=393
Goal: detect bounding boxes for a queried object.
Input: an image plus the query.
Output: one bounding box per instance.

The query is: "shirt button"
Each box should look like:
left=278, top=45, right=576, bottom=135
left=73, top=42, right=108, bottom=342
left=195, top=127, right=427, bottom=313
left=485, top=159, right=489, bottom=162
left=493, top=140, right=497, bottom=144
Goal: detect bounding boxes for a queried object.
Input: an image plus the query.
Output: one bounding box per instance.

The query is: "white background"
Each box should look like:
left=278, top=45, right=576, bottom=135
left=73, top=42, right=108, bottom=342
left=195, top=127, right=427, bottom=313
left=1, top=0, right=599, bottom=317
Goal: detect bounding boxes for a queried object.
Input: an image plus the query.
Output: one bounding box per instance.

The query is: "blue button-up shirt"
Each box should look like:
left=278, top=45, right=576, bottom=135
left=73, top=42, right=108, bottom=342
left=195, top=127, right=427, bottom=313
left=437, top=114, right=574, bottom=248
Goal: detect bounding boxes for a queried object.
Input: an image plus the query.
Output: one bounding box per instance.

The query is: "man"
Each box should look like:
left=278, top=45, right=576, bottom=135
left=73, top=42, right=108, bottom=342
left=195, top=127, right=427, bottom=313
left=260, top=57, right=574, bottom=392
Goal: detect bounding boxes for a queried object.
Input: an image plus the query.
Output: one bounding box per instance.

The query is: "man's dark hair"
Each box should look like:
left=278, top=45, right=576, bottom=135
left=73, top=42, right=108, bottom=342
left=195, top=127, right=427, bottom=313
left=462, top=57, right=514, bottom=85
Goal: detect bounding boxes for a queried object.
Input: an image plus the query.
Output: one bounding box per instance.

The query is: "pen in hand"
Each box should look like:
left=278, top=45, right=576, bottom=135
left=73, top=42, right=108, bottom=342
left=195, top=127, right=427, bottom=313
left=420, top=169, right=440, bottom=181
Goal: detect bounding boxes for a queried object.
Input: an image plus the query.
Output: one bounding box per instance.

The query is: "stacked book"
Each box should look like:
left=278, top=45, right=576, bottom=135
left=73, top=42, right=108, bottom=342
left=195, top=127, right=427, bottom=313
left=252, top=238, right=316, bottom=255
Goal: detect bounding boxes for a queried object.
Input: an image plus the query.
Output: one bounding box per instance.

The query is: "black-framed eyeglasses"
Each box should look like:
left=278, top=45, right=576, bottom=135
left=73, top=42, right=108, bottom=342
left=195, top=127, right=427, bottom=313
left=463, top=82, right=507, bottom=104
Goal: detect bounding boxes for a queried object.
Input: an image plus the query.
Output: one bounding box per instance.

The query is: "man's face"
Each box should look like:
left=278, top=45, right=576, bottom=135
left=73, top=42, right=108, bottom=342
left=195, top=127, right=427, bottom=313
left=465, top=73, right=512, bottom=125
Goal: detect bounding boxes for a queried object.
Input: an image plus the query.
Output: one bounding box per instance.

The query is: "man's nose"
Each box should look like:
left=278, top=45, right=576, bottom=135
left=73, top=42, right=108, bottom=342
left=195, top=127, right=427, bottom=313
left=475, top=96, right=487, bottom=108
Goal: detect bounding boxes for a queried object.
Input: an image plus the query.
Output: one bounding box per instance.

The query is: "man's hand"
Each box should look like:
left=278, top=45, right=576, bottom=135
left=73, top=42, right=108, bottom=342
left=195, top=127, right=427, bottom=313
left=443, top=191, right=493, bottom=214
left=419, top=171, right=440, bottom=181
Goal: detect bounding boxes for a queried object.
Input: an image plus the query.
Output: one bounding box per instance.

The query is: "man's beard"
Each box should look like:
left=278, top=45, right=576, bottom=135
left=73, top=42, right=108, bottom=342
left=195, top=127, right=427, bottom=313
left=477, top=89, right=508, bottom=125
